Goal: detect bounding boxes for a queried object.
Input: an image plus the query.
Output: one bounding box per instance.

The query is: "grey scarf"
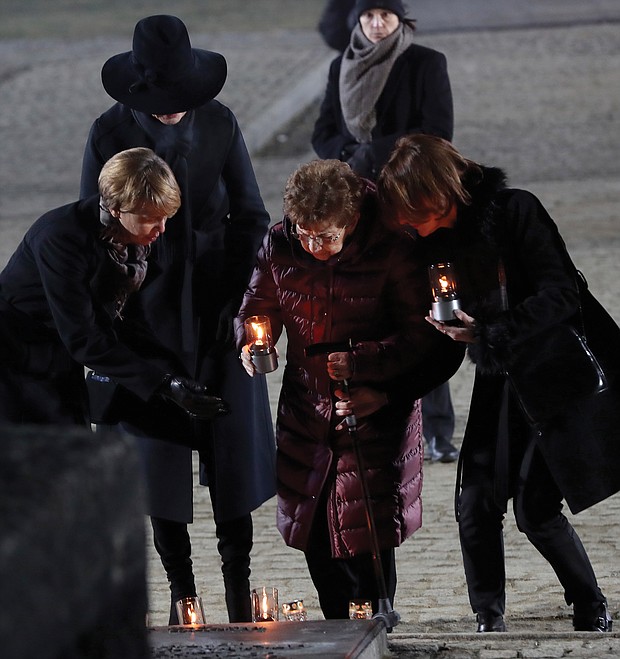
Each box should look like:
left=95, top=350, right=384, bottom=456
left=339, top=23, right=416, bottom=143
left=99, top=204, right=150, bottom=319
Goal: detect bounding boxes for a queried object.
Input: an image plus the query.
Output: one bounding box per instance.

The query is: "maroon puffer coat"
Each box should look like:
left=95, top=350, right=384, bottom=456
left=236, top=197, right=462, bottom=558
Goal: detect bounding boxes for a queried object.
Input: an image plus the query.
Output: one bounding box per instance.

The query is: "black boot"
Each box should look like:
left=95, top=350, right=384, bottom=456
left=476, top=612, right=507, bottom=632
left=574, top=600, right=613, bottom=631
left=150, top=517, right=197, bottom=625
left=425, top=437, right=443, bottom=462
left=435, top=435, right=459, bottom=463
left=216, top=513, right=254, bottom=623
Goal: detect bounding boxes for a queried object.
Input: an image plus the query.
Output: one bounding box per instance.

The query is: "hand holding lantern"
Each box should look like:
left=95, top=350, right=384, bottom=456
left=244, top=315, right=278, bottom=374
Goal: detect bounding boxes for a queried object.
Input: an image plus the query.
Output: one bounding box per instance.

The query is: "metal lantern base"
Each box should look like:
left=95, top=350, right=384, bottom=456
left=251, top=350, right=278, bottom=374
left=432, top=299, right=461, bottom=322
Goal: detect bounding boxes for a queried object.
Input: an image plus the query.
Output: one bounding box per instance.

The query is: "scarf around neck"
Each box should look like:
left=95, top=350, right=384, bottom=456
left=339, top=23, right=416, bottom=143
left=99, top=204, right=150, bottom=318
left=131, top=110, right=195, bottom=263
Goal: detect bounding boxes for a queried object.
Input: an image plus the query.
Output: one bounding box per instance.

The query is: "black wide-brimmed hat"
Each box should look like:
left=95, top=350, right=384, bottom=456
left=101, top=15, right=227, bottom=114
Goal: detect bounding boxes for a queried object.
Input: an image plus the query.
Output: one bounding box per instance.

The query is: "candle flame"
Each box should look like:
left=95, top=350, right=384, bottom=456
left=251, top=322, right=265, bottom=346
left=439, top=275, right=450, bottom=293
left=262, top=591, right=269, bottom=618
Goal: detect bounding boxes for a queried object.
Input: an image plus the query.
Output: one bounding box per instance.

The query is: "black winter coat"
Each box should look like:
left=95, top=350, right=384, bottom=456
left=80, top=102, right=275, bottom=523
left=415, top=167, right=620, bottom=514
left=236, top=196, right=464, bottom=556
left=0, top=196, right=168, bottom=424
left=312, top=43, right=453, bottom=179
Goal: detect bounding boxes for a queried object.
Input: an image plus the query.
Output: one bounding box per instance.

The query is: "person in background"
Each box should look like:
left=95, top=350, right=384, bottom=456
left=317, top=0, right=357, bottom=52
left=0, top=147, right=227, bottom=426
left=314, top=0, right=459, bottom=463
left=378, top=133, right=617, bottom=633
left=235, top=159, right=463, bottom=619
left=80, top=15, right=275, bottom=624
left=313, top=0, right=452, bottom=180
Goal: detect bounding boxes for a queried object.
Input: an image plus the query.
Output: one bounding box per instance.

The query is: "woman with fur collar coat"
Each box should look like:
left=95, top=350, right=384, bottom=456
left=378, top=134, right=620, bottom=634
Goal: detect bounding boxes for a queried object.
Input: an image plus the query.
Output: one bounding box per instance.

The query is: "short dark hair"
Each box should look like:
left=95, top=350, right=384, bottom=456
left=377, top=134, right=479, bottom=228
left=283, top=159, right=364, bottom=229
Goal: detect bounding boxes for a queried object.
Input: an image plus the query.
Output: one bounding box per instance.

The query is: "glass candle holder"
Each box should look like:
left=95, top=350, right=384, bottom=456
left=244, top=315, right=278, bottom=373
left=252, top=587, right=279, bottom=622
left=282, top=599, right=307, bottom=622
left=429, top=262, right=461, bottom=322
left=175, top=596, right=206, bottom=626
left=349, top=599, right=373, bottom=620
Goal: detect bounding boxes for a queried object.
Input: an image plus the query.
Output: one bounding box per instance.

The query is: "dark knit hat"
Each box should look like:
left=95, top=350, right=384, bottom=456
left=101, top=15, right=227, bottom=114
left=354, top=0, right=407, bottom=21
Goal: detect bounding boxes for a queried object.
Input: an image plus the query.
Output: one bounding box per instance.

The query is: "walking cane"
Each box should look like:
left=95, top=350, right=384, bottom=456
left=305, top=341, right=401, bottom=631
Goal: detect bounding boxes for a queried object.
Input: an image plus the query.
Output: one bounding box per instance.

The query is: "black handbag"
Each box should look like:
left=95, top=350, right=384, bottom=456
left=500, top=264, right=608, bottom=426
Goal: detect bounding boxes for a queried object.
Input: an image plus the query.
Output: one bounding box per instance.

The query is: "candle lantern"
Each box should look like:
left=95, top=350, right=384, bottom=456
left=349, top=599, right=373, bottom=620
left=244, top=315, right=278, bottom=374
left=429, top=262, right=461, bottom=322
left=251, top=586, right=279, bottom=622
left=175, top=596, right=206, bottom=626
left=282, top=599, right=307, bottom=622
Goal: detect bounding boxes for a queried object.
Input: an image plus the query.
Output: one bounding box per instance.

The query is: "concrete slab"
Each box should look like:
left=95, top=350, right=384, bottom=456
left=149, top=620, right=387, bottom=658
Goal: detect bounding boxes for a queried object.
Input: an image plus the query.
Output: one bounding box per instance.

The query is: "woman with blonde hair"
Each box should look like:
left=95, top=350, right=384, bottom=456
left=0, top=147, right=226, bottom=426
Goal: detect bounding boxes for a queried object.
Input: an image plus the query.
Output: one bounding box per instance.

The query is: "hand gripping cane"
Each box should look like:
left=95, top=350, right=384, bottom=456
left=304, top=340, right=400, bottom=631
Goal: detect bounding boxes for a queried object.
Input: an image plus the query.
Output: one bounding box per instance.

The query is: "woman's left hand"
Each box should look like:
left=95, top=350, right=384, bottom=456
left=333, top=385, right=388, bottom=430
left=425, top=308, right=477, bottom=344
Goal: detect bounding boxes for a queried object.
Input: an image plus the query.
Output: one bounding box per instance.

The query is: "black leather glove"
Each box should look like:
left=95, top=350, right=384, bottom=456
left=346, top=143, right=376, bottom=180
left=158, top=375, right=230, bottom=419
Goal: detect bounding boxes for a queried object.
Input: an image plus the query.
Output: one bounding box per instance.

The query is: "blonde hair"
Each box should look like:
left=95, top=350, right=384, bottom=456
left=98, top=147, right=181, bottom=217
left=377, top=134, right=479, bottom=228
left=283, top=159, right=363, bottom=229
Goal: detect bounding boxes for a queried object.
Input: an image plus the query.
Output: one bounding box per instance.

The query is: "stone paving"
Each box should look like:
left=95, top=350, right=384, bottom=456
left=1, top=3, right=620, bottom=656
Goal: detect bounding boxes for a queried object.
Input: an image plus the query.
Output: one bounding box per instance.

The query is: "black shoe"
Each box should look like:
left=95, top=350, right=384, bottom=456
left=435, top=436, right=459, bottom=463
left=574, top=601, right=613, bottom=631
left=425, top=437, right=443, bottom=462
left=476, top=613, right=506, bottom=632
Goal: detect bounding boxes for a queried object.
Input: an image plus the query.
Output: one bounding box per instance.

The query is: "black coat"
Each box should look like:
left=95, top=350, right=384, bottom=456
left=80, top=102, right=276, bottom=523
left=0, top=196, right=168, bottom=424
left=312, top=42, right=453, bottom=179
left=415, top=167, right=620, bottom=514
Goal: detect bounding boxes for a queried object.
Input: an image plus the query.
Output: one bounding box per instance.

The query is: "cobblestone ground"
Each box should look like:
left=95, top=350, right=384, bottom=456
left=0, top=4, right=619, bottom=653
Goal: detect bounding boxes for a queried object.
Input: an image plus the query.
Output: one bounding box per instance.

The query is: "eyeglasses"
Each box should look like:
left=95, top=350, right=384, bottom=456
left=291, top=223, right=345, bottom=248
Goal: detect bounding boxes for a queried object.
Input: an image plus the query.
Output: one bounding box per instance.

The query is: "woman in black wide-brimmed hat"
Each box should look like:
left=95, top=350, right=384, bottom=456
left=80, top=15, right=275, bottom=625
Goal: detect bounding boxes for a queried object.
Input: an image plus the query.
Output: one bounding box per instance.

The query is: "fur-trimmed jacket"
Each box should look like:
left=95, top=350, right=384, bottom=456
left=413, top=166, right=620, bottom=513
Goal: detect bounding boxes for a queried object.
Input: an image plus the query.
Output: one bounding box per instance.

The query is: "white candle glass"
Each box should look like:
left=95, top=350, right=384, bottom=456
left=175, top=596, right=206, bottom=626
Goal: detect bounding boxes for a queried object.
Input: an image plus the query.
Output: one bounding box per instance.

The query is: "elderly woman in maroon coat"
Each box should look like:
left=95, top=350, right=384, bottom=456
left=235, top=159, right=463, bottom=619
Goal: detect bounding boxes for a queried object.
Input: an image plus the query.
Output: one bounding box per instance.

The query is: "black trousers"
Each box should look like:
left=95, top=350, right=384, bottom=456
left=458, top=429, right=605, bottom=618
left=422, top=381, right=455, bottom=441
left=151, top=511, right=253, bottom=623
left=149, top=433, right=253, bottom=624
left=304, top=488, right=397, bottom=619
